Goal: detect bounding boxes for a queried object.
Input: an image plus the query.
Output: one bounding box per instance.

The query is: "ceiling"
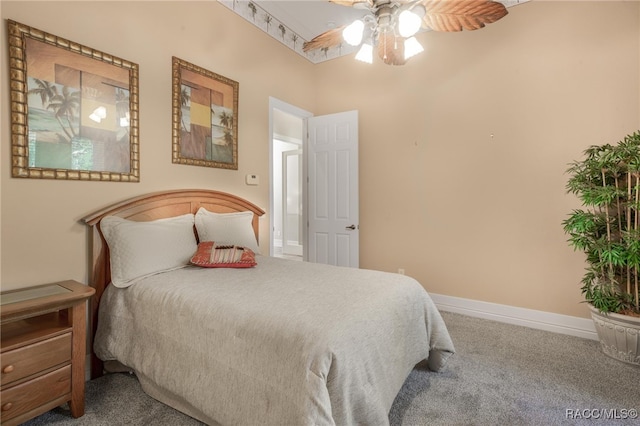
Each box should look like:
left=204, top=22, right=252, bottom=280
left=256, top=1, right=369, bottom=42
left=218, top=0, right=529, bottom=64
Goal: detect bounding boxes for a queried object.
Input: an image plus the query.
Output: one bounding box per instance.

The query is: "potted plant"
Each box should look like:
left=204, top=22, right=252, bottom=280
left=563, top=130, right=640, bottom=366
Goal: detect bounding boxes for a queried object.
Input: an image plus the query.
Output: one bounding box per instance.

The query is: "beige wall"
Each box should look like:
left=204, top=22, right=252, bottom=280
left=1, top=1, right=639, bottom=319
left=311, top=0, right=639, bottom=317
left=0, top=1, right=315, bottom=289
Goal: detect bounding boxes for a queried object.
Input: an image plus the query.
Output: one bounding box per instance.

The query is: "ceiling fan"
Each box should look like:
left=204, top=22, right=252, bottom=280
left=302, top=0, right=509, bottom=65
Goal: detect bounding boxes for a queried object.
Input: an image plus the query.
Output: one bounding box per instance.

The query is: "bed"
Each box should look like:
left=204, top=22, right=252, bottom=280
left=83, top=189, right=455, bottom=426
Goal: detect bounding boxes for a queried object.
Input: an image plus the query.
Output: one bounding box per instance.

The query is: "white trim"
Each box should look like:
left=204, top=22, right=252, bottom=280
left=430, top=293, right=598, bottom=341
left=274, top=134, right=303, bottom=146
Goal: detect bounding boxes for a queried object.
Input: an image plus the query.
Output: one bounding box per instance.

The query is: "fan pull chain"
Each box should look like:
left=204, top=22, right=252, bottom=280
left=383, top=33, right=387, bottom=60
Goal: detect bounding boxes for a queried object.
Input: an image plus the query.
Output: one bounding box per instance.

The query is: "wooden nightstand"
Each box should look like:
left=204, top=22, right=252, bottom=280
left=0, top=280, right=95, bottom=425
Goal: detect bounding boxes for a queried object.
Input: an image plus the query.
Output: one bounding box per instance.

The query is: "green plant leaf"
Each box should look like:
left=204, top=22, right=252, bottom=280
left=564, top=130, right=640, bottom=315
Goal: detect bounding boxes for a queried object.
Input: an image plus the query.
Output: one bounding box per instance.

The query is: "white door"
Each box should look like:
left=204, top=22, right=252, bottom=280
left=307, top=110, right=359, bottom=268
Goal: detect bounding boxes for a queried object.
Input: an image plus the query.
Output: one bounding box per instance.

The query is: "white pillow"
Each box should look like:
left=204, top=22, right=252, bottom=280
left=100, top=214, right=197, bottom=288
left=194, top=208, right=260, bottom=253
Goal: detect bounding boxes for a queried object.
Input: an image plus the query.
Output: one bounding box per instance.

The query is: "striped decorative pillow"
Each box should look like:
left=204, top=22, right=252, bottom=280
left=190, top=242, right=257, bottom=268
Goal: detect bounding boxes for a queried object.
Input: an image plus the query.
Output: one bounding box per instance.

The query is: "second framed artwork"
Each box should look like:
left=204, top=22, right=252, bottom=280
left=172, top=57, right=239, bottom=170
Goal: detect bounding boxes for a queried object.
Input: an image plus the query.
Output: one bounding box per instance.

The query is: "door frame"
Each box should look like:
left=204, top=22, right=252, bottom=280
left=268, top=97, right=312, bottom=259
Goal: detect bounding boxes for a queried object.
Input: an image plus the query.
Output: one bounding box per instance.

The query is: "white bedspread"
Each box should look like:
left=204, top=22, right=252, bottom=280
left=94, top=256, right=454, bottom=426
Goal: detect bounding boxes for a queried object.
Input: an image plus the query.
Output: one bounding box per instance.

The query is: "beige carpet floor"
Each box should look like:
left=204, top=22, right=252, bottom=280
left=23, top=311, right=640, bottom=425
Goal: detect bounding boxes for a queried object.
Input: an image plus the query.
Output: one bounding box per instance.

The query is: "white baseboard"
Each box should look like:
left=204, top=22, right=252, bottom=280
left=430, top=293, right=598, bottom=341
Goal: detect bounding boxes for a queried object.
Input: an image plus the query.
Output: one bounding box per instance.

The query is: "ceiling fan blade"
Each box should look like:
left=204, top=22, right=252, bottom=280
left=420, top=0, right=508, bottom=32
left=377, top=32, right=407, bottom=66
left=303, top=26, right=346, bottom=52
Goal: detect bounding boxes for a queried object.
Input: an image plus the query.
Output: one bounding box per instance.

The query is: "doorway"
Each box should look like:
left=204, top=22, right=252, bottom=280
left=269, top=98, right=360, bottom=267
left=269, top=98, right=312, bottom=260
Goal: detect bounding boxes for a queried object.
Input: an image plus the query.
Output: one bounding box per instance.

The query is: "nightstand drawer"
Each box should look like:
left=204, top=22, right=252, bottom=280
left=1, top=332, right=71, bottom=386
left=0, top=364, right=71, bottom=423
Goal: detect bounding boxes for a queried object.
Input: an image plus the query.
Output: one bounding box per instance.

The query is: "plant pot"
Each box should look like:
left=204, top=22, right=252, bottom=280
left=588, top=304, right=640, bottom=366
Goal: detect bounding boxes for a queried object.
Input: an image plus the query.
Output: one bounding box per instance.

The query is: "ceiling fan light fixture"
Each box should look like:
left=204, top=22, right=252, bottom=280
left=403, top=37, right=424, bottom=60
left=355, top=43, right=373, bottom=64
left=303, top=0, right=508, bottom=66
left=398, top=9, right=423, bottom=38
left=342, top=19, right=365, bottom=46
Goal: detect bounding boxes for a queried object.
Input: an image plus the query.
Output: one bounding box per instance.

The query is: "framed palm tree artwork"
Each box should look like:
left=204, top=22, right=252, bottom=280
left=171, top=56, right=239, bottom=170
left=7, top=20, right=139, bottom=181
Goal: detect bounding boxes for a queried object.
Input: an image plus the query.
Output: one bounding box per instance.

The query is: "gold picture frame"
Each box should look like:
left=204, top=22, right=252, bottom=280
left=172, top=56, right=239, bottom=170
left=7, top=20, right=139, bottom=181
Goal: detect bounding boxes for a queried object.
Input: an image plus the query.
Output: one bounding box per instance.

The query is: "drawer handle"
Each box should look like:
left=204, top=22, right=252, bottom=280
left=2, top=365, right=14, bottom=374
left=1, top=402, right=12, bottom=412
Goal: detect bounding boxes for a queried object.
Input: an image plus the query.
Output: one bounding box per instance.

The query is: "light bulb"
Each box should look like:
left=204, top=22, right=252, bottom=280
left=403, top=37, right=424, bottom=60
left=342, top=20, right=364, bottom=46
left=398, top=10, right=422, bottom=38
left=355, top=43, right=373, bottom=64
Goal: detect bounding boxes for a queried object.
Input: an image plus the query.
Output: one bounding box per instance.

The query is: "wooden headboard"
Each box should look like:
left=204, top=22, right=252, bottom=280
left=82, top=189, right=265, bottom=377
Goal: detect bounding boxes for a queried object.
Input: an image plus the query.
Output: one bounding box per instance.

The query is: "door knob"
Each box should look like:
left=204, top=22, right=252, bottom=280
left=345, top=224, right=356, bottom=230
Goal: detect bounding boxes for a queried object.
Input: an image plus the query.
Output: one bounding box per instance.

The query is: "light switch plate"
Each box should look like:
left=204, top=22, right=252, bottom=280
left=246, top=174, right=259, bottom=185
